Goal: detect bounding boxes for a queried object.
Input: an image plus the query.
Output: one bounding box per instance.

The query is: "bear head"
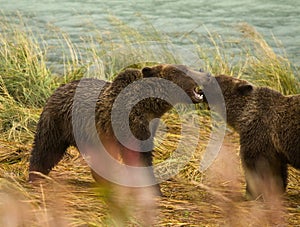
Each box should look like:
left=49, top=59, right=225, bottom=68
left=215, top=75, right=253, bottom=98
left=202, top=74, right=254, bottom=128
left=141, top=64, right=211, bottom=104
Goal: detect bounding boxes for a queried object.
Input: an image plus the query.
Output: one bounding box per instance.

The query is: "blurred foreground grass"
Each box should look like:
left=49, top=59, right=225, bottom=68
left=0, top=15, right=299, bottom=226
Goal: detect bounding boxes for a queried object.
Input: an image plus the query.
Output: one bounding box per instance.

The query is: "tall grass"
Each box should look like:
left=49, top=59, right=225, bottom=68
left=0, top=16, right=86, bottom=142
left=1, top=17, right=299, bottom=142
left=0, top=19, right=58, bottom=107
left=238, top=23, right=300, bottom=95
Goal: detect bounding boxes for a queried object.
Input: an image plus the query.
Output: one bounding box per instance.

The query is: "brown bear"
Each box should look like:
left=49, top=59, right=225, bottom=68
left=29, top=64, right=210, bottom=194
left=202, top=74, right=300, bottom=200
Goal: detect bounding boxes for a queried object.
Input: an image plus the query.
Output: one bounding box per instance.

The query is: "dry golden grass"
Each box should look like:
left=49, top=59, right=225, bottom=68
left=0, top=113, right=299, bottom=226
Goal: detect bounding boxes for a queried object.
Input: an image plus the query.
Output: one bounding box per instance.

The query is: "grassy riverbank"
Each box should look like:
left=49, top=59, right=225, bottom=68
left=0, top=16, right=299, bottom=226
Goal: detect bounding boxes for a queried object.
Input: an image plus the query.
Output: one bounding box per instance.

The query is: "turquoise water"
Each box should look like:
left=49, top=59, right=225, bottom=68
left=1, top=0, right=300, bottom=67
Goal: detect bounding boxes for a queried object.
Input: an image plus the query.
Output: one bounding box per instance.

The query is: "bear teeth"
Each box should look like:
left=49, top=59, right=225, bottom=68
left=193, top=90, right=203, bottom=100
left=197, top=93, right=204, bottom=100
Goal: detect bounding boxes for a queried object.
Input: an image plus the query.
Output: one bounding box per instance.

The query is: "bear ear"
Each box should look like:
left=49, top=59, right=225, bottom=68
left=237, top=83, right=253, bottom=96
left=142, top=67, right=154, bottom=77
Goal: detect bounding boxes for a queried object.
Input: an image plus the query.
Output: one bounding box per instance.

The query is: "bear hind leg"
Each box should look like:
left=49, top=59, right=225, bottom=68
left=29, top=129, right=70, bottom=182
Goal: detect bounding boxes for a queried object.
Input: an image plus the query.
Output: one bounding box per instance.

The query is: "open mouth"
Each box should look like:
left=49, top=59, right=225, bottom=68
left=192, top=87, right=204, bottom=103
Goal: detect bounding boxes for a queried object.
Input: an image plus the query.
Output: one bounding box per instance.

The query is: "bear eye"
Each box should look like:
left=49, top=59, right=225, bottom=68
left=237, top=84, right=253, bottom=95
left=142, top=67, right=154, bottom=77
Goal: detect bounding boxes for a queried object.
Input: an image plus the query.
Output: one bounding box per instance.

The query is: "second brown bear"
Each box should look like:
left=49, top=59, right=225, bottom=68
left=202, top=74, right=300, bottom=200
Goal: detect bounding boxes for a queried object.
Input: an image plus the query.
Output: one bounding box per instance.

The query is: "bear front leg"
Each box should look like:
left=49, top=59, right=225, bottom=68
left=87, top=137, right=122, bottom=185
left=142, top=151, right=162, bottom=196
left=119, top=117, right=162, bottom=195
left=241, top=149, right=287, bottom=201
left=120, top=144, right=162, bottom=197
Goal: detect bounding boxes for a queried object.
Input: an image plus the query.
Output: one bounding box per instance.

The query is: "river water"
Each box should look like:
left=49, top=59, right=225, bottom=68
left=1, top=0, right=300, bottom=69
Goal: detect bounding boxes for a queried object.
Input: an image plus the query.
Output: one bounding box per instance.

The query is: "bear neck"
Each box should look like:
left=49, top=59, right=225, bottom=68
left=226, top=98, right=250, bottom=132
